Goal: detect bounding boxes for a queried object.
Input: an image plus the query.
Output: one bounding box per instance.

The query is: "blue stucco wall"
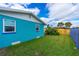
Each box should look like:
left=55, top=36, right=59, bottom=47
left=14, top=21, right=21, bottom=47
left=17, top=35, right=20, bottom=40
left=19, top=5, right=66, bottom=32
left=0, top=14, right=44, bottom=48
left=70, top=28, right=79, bottom=48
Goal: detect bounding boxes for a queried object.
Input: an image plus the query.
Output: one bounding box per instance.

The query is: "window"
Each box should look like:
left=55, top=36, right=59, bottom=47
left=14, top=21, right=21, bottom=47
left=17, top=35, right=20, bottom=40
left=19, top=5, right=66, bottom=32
left=3, top=18, right=16, bottom=33
left=36, top=24, right=40, bottom=32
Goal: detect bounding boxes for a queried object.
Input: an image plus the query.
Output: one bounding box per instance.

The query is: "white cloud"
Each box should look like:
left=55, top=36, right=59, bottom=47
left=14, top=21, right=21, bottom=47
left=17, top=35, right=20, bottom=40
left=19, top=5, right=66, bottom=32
left=46, top=3, right=79, bottom=27
left=47, top=3, right=79, bottom=22
left=47, top=3, right=74, bottom=19
left=40, top=17, right=50, bottom=24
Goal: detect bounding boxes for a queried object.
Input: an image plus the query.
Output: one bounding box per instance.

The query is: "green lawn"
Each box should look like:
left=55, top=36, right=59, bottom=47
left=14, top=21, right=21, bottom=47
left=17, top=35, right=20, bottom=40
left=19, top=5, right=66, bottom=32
left=4, top=35, right=79, bottom=56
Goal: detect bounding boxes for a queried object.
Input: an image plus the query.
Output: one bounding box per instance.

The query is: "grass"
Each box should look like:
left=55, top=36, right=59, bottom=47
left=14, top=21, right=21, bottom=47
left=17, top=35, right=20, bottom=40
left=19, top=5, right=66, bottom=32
left=4, top=35, right=79, bottom=56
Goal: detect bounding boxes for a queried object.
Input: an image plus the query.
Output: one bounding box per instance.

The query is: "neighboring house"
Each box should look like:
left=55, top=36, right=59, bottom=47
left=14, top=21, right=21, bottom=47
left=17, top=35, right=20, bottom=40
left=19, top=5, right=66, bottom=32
left=0, top=7, right=46, bottom=48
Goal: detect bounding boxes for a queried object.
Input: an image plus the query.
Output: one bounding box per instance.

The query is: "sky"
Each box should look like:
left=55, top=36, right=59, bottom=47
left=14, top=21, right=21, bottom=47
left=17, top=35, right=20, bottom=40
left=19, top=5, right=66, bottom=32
left=0, top=3, right=79, bottom=27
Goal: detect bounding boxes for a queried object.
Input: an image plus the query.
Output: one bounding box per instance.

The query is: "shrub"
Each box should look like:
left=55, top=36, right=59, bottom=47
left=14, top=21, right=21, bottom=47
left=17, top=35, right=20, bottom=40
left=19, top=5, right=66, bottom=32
left=45, top=27, right=59, bottom=35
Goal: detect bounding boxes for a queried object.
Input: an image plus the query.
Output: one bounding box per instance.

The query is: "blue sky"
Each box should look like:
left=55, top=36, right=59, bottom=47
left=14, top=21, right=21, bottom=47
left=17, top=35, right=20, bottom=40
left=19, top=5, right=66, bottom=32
left=27, top=3, right=49, bottom=18
left=0, top=3, right=79, bottom=27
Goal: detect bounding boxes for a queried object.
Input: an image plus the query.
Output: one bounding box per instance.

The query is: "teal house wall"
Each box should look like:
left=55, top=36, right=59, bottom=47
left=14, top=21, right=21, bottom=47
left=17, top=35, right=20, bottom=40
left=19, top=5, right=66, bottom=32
left=0, top=14, right=44, bottom=48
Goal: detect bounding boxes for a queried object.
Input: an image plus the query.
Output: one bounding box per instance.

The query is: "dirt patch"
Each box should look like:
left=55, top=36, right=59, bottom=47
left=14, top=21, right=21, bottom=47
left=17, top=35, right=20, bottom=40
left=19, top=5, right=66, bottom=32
left=0, top=48, right=7, bottom=56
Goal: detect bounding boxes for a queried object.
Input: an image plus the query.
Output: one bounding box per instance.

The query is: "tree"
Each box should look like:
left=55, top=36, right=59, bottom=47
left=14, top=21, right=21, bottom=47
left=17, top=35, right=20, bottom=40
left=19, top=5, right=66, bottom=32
left=65, top=22, right=72, bottom=28
left=57, top=22, right=64, bottom=28
left=45, top=26, right=59, bottom=35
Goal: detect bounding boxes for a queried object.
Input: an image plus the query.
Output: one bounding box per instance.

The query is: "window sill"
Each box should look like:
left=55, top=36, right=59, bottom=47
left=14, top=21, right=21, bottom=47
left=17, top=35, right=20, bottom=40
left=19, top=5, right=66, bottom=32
left=2, top=32, right=16, bottom=34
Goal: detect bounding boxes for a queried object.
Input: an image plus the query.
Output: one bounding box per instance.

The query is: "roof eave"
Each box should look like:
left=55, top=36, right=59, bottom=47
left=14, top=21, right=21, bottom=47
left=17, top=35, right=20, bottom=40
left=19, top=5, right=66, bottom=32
left=0, top=7, right=46, bottom=25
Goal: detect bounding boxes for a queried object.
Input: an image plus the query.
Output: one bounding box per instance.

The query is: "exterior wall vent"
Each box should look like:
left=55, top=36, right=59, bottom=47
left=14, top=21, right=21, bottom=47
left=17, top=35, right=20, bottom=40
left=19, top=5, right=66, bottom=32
left=12, top=41, right=21, bottom=45
left=36, top=36, right=40, bottom=38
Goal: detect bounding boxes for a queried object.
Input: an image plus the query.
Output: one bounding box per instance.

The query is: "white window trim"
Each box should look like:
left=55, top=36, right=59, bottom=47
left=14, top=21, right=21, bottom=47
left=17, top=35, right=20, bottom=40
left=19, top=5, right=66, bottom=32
left=3, top=18, right=16, bottom=33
